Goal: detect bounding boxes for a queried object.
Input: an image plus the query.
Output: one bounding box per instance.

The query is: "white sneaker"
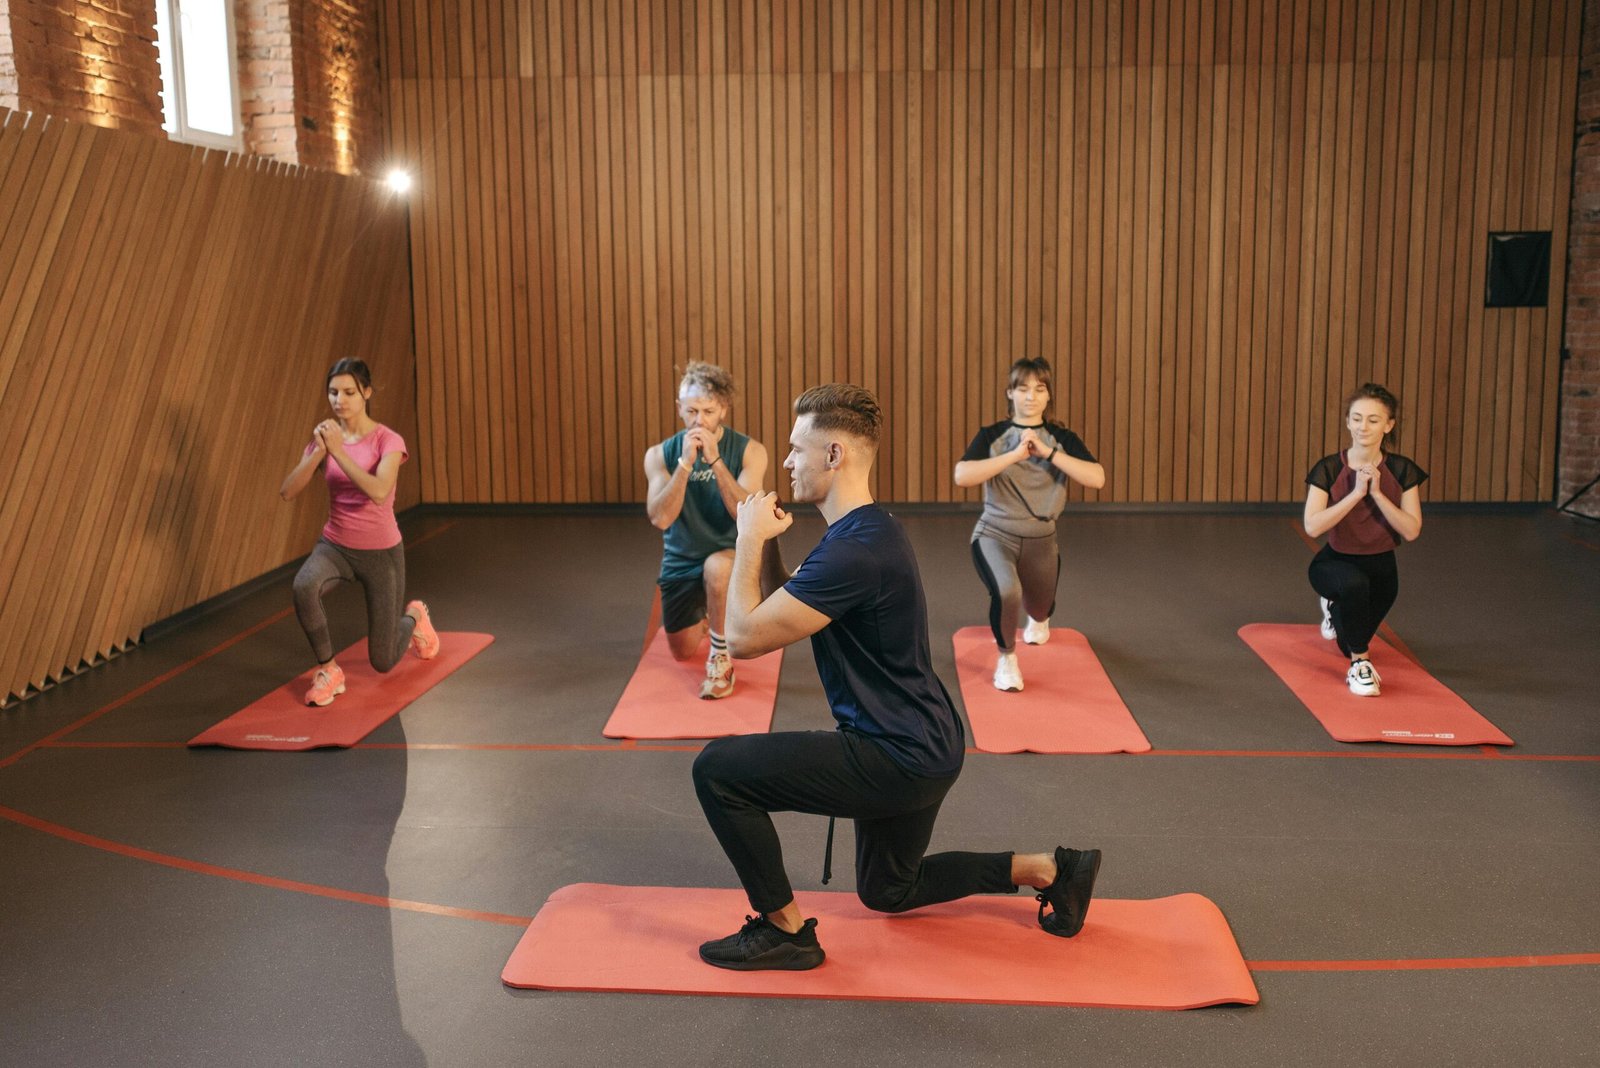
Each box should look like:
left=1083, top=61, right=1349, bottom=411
left=1023, top=616, right=1051, bottom=645
left=993, top=651, right=1024, bottom=692
left=1346, top=659, right=1381, bottom=697
left=1319, top=598, right=1336, bottom=640
left=700, top=653, right=735, bottom=700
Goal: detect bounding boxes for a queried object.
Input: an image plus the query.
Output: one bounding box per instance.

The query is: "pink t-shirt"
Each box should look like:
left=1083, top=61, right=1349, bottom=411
left=303, top=424, right=408, bottom=550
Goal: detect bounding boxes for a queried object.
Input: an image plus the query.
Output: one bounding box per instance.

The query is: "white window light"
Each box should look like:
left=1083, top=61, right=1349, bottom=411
left=155, top=0, right=243, bottom=152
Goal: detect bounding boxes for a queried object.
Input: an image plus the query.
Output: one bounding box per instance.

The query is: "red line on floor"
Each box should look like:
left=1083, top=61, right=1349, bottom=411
left=409, top=520, right=458, bottom=550
left=1247, top=953, right=1600, bottom=972
left=0, top=802, right=530, bottom=927
left=37, top=740, right=1600, bottom=761
left=0, top=607, right=297, bottom=770
left=0, top=521, right=463, bottom=773
left=1, top=799, right=1593, bottom=974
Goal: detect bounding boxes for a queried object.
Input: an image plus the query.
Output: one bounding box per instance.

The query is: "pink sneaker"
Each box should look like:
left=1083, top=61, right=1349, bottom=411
left=407, top=600, right=440, bottom=659
left=305, top=663, right=345, bottom=707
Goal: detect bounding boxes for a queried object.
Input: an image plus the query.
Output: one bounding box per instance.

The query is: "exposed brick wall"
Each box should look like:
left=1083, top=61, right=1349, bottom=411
left=1565, top=0, right=1600, bottom=518
left=0, top=1, right=19, bottom=110
left=289, top=0, right=380, bottom=173
left=2, top=0, right=163, bottom=134
left=236, top=0, right=381, bottom=174
left=236, top=0, right=296, bottom=160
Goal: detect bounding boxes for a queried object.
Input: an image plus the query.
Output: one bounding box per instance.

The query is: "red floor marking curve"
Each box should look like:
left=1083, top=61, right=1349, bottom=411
left=0, top=802, right=530, bottom=927
left=1, top=799, right=1593, bottom=975
left=0, top=520, right=460, bottom=771
left=0, top=607, right=296, bottom=770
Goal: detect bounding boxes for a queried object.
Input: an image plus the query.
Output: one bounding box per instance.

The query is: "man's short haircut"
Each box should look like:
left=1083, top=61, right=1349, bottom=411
left=794, top=383, right=882, bottom=445
left=678, top=361, right=735, bottom=403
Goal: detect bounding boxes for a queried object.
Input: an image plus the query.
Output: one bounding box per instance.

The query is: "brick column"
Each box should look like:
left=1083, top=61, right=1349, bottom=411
left=0, top=0, right=164, bottom=134
left=1564, top=0, right=1600, bottom=517
left=236, top=0, right=381, bottom=174
left=1, top=1, right=19, bottom=111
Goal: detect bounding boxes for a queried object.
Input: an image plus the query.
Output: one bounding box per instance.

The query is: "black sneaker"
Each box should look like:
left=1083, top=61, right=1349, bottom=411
left=1036, top=846, right=1102, bottom=938
left=698, top=915, right=826, bottom=971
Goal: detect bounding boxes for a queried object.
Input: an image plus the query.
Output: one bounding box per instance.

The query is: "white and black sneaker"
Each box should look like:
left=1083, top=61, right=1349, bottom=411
left=1023, top=616, right=1051, bottom=645
left=1346, top=659, right=1381, bottom=697
left=1319, top=598, right=1336, bottom=640
left=993, top=651, right=1024, bottom=692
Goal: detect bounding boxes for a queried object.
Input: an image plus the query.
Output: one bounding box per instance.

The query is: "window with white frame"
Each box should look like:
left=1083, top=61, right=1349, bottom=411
left=154, top=0, right=242, bottom=150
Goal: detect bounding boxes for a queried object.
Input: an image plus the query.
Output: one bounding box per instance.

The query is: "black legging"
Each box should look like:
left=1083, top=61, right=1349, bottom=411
left=1308, top=545, right=1398, bottom=657
left=693, top=730, right=1016, bottom=916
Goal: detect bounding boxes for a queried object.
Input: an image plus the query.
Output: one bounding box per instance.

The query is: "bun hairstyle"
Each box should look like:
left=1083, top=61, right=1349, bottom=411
left=326, top=358, right=375, bottom=415
left=678, top=361, right=736, bottom=404
left=1344, top=381, right=1398, bottom=436
left=1007, top=357, right=1054, bottom=416
left=794, top=383, right=882, bottom=445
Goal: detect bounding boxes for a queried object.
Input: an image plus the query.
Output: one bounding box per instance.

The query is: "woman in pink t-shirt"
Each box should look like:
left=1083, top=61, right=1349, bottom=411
left=279, top=359, right=441, bottom=706
left=1302, top=383, right=1427, bottom=698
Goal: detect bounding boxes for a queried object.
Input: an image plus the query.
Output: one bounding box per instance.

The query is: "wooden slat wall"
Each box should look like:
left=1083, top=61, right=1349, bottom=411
left=0, top=107, right=416, bottom=704
left=380, top=0, right=1578, bottom=504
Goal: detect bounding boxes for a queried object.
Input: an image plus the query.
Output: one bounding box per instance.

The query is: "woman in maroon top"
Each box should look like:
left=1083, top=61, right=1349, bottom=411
left=1302, top=383, right=1426, bottom=697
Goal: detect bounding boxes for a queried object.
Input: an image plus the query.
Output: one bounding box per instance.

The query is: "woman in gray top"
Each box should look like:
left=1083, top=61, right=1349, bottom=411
left=954, top=358, right=1106, bottom=692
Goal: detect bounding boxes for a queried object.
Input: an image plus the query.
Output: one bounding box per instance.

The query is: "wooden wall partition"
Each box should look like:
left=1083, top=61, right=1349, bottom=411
left=380, top=0, right=1579, bottom=504
left=0, top=107, right=416, bottom=704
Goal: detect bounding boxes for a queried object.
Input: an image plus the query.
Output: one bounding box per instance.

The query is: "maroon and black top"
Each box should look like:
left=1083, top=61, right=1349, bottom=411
left=1305, top=451, right=1428, bottom=555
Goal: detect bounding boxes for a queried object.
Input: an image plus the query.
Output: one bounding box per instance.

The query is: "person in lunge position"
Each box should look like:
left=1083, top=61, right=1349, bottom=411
left=280, top=359, right=440, bottom=707
left=1303, top=382, right=1426, bottom=697
left=953, top=358, right=1104, bottom=692
left=643, top=363, right=772, bottom=699
left=692, top=384, right=1102, bottom=971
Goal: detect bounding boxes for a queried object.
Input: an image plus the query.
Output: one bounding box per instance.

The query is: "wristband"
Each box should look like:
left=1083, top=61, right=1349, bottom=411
left=712, top=455, right=725, bottom=467
left=678, top=458, right=694, bottom=472
left=1047, top=447, right=1058, bottom=463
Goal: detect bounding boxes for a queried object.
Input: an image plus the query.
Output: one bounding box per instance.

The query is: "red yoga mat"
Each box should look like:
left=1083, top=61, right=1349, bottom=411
left=187, top=633, right=495, bottom=750
left=952, top=626, right=1150, bottom=754
left=502, top=883, right=1258, bottom=1010
left=601, top=630, right=782, bottom=740
left=1239, top=623, right=1512, bottom=746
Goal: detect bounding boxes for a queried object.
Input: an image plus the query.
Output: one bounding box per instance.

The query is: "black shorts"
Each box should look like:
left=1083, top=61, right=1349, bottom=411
left=658, top=575, right=708, bottom=632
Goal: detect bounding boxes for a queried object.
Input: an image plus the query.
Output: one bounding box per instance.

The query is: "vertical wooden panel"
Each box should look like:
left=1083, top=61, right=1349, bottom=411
left=377, top=0, right=1578, bottom=505
left=0, top=108, right=415, bottom=704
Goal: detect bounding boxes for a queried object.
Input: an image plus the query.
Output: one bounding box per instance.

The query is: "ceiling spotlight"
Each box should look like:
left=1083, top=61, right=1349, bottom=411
left=386, top=169, right=413, bottom=195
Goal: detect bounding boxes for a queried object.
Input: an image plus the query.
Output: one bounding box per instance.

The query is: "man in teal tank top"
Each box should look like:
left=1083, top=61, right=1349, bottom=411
left=644, top=363, right=771, bottom=698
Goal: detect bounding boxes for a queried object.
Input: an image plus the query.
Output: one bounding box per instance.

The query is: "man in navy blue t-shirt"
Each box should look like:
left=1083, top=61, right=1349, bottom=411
left=691, top=384, right=1104, bottom=971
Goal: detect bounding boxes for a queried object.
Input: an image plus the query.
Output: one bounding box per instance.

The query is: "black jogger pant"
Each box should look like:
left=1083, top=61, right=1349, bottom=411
left=692, top=729, right=1016, bottom=915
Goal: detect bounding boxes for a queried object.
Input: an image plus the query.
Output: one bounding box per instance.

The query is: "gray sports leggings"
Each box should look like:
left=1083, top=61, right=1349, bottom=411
left=970, top=522, right=1060, bottom=652
left=293, top=538, right=415, bottom=670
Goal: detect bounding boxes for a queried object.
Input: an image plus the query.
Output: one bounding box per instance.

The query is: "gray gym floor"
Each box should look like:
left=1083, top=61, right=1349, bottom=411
left=1, top=508, right=1597, bottom=1067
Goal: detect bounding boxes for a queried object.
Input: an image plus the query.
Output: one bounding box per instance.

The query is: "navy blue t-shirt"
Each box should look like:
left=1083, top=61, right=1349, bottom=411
left=782, top=504, right=966, bottom=778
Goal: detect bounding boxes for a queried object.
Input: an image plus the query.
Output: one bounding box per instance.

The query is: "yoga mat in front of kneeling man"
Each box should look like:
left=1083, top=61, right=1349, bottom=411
left=1239, top=623, right=1512, bottom=746
left=187, top=633, right=495, bottom=750
left=602, top=630, right=781, bottom=740
left=502, top=883, right=1258, bottom=1010
left=952, top=626, right=1150, bottom=754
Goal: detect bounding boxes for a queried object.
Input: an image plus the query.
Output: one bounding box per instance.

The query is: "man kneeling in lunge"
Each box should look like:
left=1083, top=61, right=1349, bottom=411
left=692, top=384, right=1102, bottom=970
left=643, top=363, right=770, bottom=699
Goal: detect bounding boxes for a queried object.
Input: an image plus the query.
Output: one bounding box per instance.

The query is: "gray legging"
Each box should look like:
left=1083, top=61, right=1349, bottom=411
left=970, top=521, right=1060, bottom=652
left=293, top=538, right=415, bottom=670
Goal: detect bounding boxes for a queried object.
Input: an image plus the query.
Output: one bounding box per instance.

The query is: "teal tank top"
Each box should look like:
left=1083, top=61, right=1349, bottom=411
left=659, top=426, right=750, bottom=581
